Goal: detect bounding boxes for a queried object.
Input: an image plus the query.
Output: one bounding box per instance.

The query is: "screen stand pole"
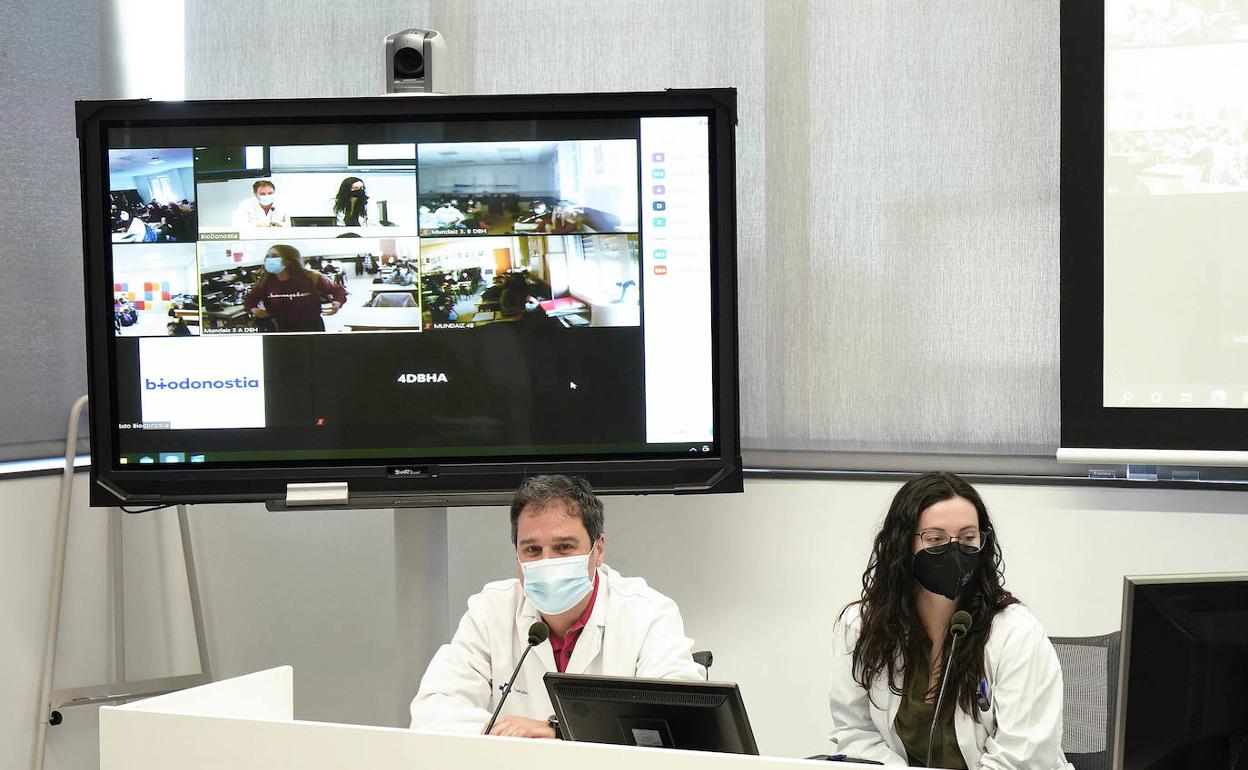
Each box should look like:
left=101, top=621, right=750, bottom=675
left=395, top=506, right=450, bottom=726
left=33, top=395, right=213, bottom=770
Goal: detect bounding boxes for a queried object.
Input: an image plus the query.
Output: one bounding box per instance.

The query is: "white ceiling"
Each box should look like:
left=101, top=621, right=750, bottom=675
left=112, top=243, right=198, bottom=272
left=109, top=148, right=194, bottom=177
left=418, top=141, right=558, bottom=167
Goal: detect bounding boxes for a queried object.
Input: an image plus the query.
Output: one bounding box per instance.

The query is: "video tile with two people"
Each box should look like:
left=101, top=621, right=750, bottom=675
left=107, top=148, right=198, bottom=243
left=198, top=236, right=424, bottom=335
left=112, top=243, right=201, bottom=337
left=420, top=234, right=639, bottom=330
left=417, top=139, right=639, bottom=237
left=194, top=143, right=419, bottom=240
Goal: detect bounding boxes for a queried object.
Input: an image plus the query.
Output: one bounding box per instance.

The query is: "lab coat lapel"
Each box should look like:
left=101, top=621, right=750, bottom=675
left=532, top=640, right=557, bottom=674
left=517, top=598, right=558, bottom=675
left=877, top=673, right=907, bottom=758
left=565, top=622, right=604, bottom=674
left=954, top=706, right=982, bottom=768
left=565, top=571, right=607, bottom=675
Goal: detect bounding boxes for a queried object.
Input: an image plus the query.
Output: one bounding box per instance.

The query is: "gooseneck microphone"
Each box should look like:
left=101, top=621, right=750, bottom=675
left=483, top=621, right=549, bottom=735
left=925, top=610, right=972, bottom=768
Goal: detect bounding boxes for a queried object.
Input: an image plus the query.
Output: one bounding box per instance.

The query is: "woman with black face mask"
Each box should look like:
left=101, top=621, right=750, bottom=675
left=333, top=176, right=375, bottom=227
left=828, top=472, right=1071, bottom=770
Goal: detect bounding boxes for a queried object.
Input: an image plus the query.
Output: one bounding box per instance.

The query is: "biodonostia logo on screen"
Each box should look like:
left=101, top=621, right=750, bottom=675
left=138, top=337, right=266, bottom=430
left=144, top=376, right=261, bottom=390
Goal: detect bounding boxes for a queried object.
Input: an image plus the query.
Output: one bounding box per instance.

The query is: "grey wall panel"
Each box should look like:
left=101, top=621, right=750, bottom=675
left=769, top=0, right=1060, bottom=455
left=186, top=0, right=432, bottom=99
left=758, top=0, right=814, bottom=454
left=0, top=6, right=105, bottom=460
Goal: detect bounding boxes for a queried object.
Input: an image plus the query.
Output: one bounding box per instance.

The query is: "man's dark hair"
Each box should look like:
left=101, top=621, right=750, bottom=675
left=510, top=474, right=604, bottom=546
left=252, top=179, right=275, bottom=193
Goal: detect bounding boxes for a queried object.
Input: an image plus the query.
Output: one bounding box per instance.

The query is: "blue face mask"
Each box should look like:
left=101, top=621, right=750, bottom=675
left=520, top=552, right=594, bottom=615
left=263, top=256, right=284, bottom=274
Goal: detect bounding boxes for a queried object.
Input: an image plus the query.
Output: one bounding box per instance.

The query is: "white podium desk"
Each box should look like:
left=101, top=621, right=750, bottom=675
left=100, top=667, right=825, bottom=770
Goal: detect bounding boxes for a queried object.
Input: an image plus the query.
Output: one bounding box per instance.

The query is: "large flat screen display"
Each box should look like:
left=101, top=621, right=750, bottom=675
left=1102, top=0, right=1248, bottom=410
left=1061, top=0, right=1248, bottom=457
left=78, top=90, right=741, bottom=505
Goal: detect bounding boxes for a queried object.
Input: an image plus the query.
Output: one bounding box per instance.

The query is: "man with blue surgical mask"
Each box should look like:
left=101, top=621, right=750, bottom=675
left=409, top=475, right=704, bottom=738
left=232, top=179, right=288, bottom=228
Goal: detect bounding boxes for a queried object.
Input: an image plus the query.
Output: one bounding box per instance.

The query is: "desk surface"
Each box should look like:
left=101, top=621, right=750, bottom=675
left=102, top=667, right=824, bottom=770
left=339, top=306, right=423, bottom=330
left=369, top=284, right=419, bottom=294
left=201, top=304, right=246, bottom=319
left=1139, top=162, right=1204, bottom=179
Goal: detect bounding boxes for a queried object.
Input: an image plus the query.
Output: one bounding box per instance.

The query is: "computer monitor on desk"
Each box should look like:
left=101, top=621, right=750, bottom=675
left=544, top=673, right=758, bottom=755
left=289, top=215, right=338, bottom=227
left=1115, top=573, right=1248, bottom=770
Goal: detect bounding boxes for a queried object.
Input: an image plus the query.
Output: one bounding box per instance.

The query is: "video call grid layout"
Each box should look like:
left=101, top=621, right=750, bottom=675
left=108, top=138, right=645, bottom=338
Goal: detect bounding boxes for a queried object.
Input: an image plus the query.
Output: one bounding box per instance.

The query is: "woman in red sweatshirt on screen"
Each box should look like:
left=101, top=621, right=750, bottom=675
left=244, top=244, right=347, bottom=333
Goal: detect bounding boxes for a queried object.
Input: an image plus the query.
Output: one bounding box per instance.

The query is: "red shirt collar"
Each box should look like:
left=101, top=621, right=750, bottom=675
left=549, top=573, right=600, bottom=642
left=547, top=574, right=600, bottom=673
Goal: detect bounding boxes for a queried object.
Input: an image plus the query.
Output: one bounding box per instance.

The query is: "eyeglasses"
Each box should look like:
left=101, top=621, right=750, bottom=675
left=914, top=528, right=991, bottom=554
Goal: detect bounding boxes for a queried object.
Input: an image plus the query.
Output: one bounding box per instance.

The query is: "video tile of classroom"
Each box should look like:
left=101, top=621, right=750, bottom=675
left=198, top=237, right=424, bottom=335
left=195, top=144, right=419, bottom=237
left=1107, top=121, right=1248, bottom=196
left=417, top=139, right=639, bottom=237
left=112, top=243, right=201, bottom=337
left=1106, top=32, right=1248, bottom=196
left=1108, top=0, right=1248, bottom=50
left=107, top=148, right=198, bottom=243
left=420, top=234, right=639, bottom=329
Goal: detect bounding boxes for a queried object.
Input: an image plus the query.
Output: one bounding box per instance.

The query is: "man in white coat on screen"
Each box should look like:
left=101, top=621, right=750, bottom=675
left=409, top=474, right=705, bottom=738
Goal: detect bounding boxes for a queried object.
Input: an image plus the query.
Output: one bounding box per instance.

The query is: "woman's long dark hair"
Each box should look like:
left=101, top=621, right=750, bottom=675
left=844, top=471, right=1017, bottom=717
left=333, top=176, right=366, bottom=222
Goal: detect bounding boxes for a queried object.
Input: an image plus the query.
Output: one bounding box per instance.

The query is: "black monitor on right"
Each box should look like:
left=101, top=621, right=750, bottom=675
left=1115, top=573, right=1248, bottom=770
left=544, top=673, right=758, bottom=755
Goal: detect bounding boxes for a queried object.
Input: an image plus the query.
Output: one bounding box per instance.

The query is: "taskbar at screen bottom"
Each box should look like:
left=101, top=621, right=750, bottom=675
left=115, top=441, right=719, bottom=467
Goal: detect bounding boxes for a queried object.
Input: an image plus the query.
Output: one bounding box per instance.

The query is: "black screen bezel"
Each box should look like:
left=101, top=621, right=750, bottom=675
left=1060, top=2, right=1248, bottom=452
left=78, top=90, right=742, bottom=505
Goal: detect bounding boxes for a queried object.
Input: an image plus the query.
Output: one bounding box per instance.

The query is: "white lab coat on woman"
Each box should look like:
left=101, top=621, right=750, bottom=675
left=829, top=603, right=1073, bottom=770
left=333, top=199, right=378, bottom=227
left=409, top=565, right=705, bottom=734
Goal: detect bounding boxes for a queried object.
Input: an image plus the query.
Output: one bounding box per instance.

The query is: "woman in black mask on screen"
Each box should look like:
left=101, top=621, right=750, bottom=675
left=333, top=176, right=373, bottom=227
left=828, top=472, right=1072, bottom=770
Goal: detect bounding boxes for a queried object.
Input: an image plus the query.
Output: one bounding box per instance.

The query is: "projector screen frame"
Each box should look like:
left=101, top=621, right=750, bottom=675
left=77, top=89, right=743, bottom=506
left=1059, top=0, right=1248, bottom=457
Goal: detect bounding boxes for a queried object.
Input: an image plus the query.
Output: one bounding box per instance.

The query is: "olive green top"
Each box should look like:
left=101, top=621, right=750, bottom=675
left=892, top=638, right=967, bottom=769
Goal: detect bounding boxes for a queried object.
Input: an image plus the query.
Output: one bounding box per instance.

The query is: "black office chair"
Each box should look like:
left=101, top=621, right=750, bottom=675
left=1049, top=632, right=1121, bottom=770
left=692, top=650, right=713, bottom=681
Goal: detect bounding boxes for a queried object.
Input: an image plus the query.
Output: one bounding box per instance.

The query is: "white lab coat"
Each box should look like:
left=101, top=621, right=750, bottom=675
left=829, top=603, right=1073, bottom=770
left=232, top=197, right=288, bottom=228
left=409, top=565, right=704, bottom=734
left=333, top=199, right=378, bottom=227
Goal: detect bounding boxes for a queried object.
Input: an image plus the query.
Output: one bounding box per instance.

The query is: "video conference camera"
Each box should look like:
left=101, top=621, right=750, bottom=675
left=384, top=29, right=447, bottom=95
